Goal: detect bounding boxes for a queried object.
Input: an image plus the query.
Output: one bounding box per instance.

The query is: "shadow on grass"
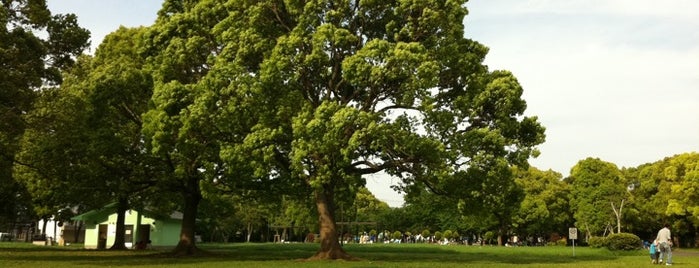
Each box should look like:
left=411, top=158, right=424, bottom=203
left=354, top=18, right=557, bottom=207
left=346, top=244, right=619, bottom=265
left=0, top=242, right=622, bottom=266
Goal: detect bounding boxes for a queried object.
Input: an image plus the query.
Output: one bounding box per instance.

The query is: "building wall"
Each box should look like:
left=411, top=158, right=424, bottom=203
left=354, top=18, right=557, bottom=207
left=82, top=210, right=179, bottom=249
left=150, top=218, right=181, bottom=247
left=36, top=219, right=85, bottom=245
left=83, top=223, right=99, bottom=249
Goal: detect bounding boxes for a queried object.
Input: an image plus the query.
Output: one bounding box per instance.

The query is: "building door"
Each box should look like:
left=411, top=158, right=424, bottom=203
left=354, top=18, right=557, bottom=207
left=97, top=224, right=108, bottom=249
left=133, top=224, right=152, bottom=249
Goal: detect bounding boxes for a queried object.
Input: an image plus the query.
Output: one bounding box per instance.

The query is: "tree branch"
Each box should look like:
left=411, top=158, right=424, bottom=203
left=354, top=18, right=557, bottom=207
left=377, top=104, right=420, bottom=114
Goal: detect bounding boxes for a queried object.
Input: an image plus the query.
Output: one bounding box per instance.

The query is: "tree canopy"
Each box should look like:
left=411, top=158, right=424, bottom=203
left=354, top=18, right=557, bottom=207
left=1, top=0, right=89, bottom=228
left=139, top=0, right=545, bottom=259
left=568, top=158, right=628, bottom=238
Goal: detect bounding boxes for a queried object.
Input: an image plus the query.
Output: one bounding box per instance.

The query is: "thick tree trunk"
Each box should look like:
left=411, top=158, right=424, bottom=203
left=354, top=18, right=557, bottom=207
left=41, top=217, right=48, bottom=235
left=74, top=221, right=82, bottom=243
left=110, top=198, right=128, bottom=250
left=246, top=223, right=252, bottom=242
left=497, top=226, right=505, bottom=246
left=308, top=187, right=357, bottom=260
left=172, top=177, right=202, bottom=256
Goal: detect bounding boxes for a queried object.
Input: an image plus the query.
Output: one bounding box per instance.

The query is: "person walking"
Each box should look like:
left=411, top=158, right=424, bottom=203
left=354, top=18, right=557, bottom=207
left=656, top=223, right=673, bottom=265
left=649, top=239, right=659, bottom=264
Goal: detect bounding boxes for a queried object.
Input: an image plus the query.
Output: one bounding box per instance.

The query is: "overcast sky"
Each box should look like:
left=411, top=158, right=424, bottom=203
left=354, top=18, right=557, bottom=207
left=48, top=0, right=699, bottom=207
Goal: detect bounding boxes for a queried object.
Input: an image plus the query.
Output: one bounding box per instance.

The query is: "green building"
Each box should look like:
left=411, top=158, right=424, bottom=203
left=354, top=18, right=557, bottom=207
left=72, top=204, right=182, bottom=249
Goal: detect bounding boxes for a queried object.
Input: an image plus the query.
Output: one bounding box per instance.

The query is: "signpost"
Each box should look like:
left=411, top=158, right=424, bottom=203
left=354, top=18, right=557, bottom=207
left=569, top=227, right=578, bottom=257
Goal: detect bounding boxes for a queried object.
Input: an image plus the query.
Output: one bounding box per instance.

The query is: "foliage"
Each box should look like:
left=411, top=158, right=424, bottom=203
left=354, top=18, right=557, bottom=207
left=1, top=0, right=89, bottom=228
left=141, top=0, right=236, bottom=253
left=484, top=231, right=495, bottom=244
left=434, top=231, right=443, bottom=241
left=443, top=230, right=453, bottom=240
left=422, top=229, right=431, bottom=239
left=391, top=188, right=466, bottom=233
left=605, top=233, right=641, bottom=251
left=391, top=231, right=402, bottom=240
left=666, top=153, right=699, bottom=221
left=14, top=84, right=94, bottom=220
left=513, top=167, right=571, bottom=239
left=567, top=158, right=628, bottom=237
left=587, top=233, right=641, bottom=251
left=141, top=0, right=545, bottom=259
left=587, top=236, right=606, bottom=248
left=15, top=26, right=159, bottom=249
left=620, top=153, right=699, bottom=247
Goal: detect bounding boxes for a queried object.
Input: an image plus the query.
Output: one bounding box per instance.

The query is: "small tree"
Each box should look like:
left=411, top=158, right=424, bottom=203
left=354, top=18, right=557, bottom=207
left=444, top=230, right=453, bottom=241
left=392, top=231, right=402, bottom=241
left=422, top=229, right=431, bottom=241
left=434, top=231, right=443, bottom=241
left=484, top=231, right=495, bottom=245
left=369, top=229, right=377, bottom=237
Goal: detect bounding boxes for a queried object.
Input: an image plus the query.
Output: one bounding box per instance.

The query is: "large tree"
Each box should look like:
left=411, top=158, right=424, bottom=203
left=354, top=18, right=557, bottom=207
left=83, top=26, right=160, bottom=250
left=224, top=0, right=544, bottom=259
left=142, top=0, right=544, bottom=258
left=141, top=0, right=233, bottom=255
left=1, top=0, right=89, bottom=229
left=567, top=158, right=628, bottom=239
left=16, top=26, right=159, bottom=249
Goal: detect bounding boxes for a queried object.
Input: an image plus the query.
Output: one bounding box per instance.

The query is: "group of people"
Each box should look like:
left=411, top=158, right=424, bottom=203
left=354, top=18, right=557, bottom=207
left=648, top=223, right=673, bottom=265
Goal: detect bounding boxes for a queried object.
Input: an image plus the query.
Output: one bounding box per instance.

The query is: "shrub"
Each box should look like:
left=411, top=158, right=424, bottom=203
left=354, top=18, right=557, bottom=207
left=588, top=236, right=606, bottom=248
left=484, top=231, right=495, bottom=244
left=444, top=230, right=453, bottom=240
left=606, top=233, right=641, bottom=250
left=392, top=231, right=402, bottom=240
left=434, top=231, right=443, bottom=241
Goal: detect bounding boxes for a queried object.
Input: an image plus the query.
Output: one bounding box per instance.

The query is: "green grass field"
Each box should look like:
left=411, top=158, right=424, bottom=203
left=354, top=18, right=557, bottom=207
left=1, top=242, right=698, bottom=267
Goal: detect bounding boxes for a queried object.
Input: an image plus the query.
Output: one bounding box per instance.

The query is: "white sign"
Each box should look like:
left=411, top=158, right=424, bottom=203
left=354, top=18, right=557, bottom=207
left=569, top=228, right=578, bottom=240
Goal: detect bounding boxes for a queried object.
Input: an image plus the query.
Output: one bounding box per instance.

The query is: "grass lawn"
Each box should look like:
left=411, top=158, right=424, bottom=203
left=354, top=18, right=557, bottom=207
left=1, top=242, right=698, bottom=267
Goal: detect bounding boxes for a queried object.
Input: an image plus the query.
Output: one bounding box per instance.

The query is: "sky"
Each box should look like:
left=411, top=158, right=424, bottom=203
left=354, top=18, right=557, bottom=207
left=48, top=0, right=699, bottom=207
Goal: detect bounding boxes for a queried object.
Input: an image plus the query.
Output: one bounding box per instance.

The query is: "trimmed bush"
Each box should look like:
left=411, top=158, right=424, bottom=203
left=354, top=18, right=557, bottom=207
left=444, top=230, right=453, bottom=240
left=606, top=233, right=641, bottom=250
left=434, top=231, right=443, bottom=241
left=421, top=229, right=430, bottom=238
left=392, top=231, right=402, bottom=240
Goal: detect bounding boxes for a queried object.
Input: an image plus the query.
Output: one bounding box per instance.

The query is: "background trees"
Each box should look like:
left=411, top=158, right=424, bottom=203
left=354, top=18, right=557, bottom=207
left=513, top=167, right=571, bottom=243
left=14, top=25, right=161, bottom=249
left=1, top=0, right=89, bottom=231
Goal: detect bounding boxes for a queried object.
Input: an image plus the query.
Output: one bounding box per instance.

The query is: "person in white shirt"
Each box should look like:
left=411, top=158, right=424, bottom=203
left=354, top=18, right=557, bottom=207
left=656, top=223, right=673, bottom=265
